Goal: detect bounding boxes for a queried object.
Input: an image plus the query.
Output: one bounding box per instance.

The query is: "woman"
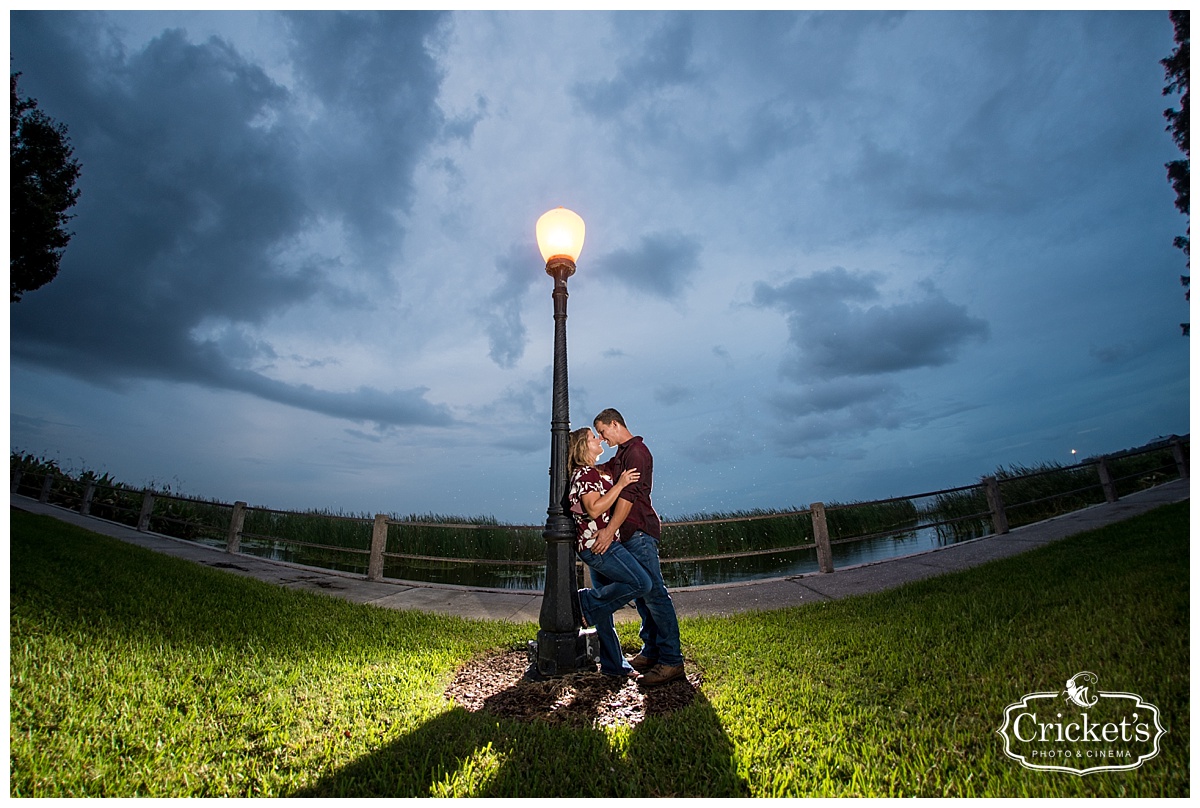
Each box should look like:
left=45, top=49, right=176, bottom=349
left=568, top=426, right=653, bottom=678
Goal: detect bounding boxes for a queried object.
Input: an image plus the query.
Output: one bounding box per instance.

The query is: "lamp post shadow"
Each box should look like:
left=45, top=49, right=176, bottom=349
left=294, top=651, right=749, bottom=798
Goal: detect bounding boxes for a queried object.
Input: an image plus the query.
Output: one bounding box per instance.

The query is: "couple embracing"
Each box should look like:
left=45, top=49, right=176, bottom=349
left=567, top=408, right=685, bottom=686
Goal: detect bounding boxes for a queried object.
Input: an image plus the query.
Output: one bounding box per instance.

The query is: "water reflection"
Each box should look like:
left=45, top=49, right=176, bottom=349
left=663, top=519, right=988, bottom=588
left=218, top=517, right=992, bottom=592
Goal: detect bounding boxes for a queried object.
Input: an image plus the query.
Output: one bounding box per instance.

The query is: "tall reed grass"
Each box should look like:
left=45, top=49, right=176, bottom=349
left=11, top=438, right=1185, bottom=586
left=931, top=444, right=1183, bottom=541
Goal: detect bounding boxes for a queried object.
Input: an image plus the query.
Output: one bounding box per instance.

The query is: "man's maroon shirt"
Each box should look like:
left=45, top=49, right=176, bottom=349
left=598, top=435, right=661, bottom=539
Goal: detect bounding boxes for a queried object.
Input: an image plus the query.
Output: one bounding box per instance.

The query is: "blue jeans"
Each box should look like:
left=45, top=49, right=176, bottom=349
left=577, top=541, right=652, bottom=676
left=619, top=531, right=684, bottom=667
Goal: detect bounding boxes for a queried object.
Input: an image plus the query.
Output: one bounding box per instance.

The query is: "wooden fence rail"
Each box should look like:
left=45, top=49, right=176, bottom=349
left=11, top=435, right=1189, bottom=585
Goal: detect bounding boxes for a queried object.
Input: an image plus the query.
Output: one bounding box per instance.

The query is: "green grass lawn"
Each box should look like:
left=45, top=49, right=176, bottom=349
left=9, top=502, right=1189, bottom=797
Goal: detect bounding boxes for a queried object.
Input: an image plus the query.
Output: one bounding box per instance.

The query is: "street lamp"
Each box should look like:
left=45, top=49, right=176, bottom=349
left=532, top=206, right=594, bottom=677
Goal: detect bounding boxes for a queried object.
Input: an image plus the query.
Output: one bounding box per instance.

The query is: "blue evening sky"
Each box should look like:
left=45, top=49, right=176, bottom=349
left=8, top=9, right=1190, bottom=522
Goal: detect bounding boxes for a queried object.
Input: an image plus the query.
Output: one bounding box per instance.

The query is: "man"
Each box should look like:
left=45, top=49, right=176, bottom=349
left=592, top=407, right=685, bottom=686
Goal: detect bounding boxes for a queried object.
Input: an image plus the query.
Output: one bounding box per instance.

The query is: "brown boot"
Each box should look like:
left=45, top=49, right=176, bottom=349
left=626, top=654, right=656, bottom=674
left=639, top=662, right=685, bottom=686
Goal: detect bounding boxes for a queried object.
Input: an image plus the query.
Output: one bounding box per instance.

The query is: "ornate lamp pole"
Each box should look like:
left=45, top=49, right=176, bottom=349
left=533, top=206, right=594, bottom=677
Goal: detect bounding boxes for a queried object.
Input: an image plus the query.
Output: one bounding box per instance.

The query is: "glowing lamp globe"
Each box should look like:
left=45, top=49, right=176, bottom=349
left=536, top=207, right=586, bottom=265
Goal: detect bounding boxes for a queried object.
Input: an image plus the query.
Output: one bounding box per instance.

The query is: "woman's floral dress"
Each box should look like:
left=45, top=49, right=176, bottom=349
left=568, top=465, right=620, bottom=551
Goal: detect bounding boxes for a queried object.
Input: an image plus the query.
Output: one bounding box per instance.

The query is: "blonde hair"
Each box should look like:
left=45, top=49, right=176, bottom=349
left=568, top=427, right=595, bottom=473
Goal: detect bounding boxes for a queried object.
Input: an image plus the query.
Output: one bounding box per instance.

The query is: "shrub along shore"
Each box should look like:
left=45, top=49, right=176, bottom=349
left=9, top=438, right=1185, bottom=584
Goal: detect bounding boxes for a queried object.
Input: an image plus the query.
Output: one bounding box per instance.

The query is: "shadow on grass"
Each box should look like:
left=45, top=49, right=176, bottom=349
left=295, top=673, right=749, bottom=798
left=12, top=509, right=748, bottom=797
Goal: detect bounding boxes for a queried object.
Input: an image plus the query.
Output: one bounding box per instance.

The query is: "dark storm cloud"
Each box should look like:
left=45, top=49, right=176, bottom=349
left=766, top=380, right=984, bottom=461
left=571, top=12, right=896, bottom=184
left=480, top=230, right=700, bottom=370
left=572, top=12, right=698, bottom=117
left=465, top=377, right=548, bottom=454
left=481, top=242, right=540, bottom=368
left=572, top=12, right=803, bottom=183
left=279, top=11, right=449, bottom=262
left=592, top=232, right=702, bottom=299
left=759, top=380, right=900, bottom=461
left=753, top=267, right=989, bottom=381
left=9, top=11, right=454, bottom=428
left=751, top=267, right=988, bottom=454
left=1090, top=342, right=1137, bottom=365
left=818, top=12, right=1172, bottom=247
left=772, top=411, right=901, bottom=461
left=654, top=384, right=694, bottom=406
left=225, top=369, right=452, bottom=427
left=768, top=378, right=896, bottom=417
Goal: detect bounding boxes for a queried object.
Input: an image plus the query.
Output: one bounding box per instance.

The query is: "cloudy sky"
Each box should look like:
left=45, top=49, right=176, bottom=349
left=8, top=10, right=1189, bottom=523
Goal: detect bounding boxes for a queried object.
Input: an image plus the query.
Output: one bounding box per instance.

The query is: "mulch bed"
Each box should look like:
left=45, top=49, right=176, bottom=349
left=444, top=648, right=702, bottom=729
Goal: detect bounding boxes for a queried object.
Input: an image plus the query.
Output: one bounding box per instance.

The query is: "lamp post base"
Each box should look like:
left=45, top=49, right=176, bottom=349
left=525, top=629, right=598, bottom=680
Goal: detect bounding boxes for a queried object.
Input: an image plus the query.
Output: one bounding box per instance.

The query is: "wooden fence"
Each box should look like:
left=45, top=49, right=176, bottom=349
left=11, top=435, right=1189, bottom=586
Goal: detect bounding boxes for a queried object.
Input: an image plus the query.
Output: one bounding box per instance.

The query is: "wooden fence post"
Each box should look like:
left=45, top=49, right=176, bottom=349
left=1095, top=458, right=1118, bottom=503
left=39, top=473, right=55, bottom=503
left=137, top=490, right=155, bottom=532
left=368, top=514, right=389, bottom=581
left=227, top=501, right=247, bottom=554
left=1171, top=436, right=1189, bottom=478
left=984, top=476, right=1009, bottom=535
left=11, top=470, right=22, bottom=494
left=81, top=481, right=96, bottom=515
left=811, top=502, right=835, bottom=574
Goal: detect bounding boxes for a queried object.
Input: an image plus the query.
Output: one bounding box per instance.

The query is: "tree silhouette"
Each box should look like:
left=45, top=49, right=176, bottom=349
left=1161, top=11, right=1189, bottom=335
left=11, top=73, right=82, bottom=303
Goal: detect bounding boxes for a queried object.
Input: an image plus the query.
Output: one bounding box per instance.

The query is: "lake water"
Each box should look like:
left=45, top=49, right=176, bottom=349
left=222, top=517, right=990, bottom=591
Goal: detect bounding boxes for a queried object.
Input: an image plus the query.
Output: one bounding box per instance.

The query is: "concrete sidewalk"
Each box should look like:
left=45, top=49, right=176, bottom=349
left=10, top=477, right=1189, bottom=622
